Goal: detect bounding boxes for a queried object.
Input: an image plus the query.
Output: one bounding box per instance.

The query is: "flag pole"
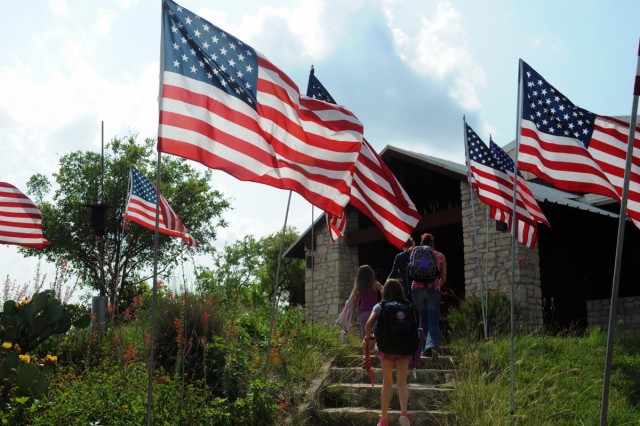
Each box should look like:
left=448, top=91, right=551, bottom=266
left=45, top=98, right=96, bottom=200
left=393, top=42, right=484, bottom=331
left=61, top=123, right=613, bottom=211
left=599, top=39, right=640, bottom=426
left=484, top=206, right=490, bottom=346
left=508, top=58, right=526, bottom=426
left=146, top=151, right=162, bottom=426
left=462, top=116, right=489, bottom=351
left=264, top=190, right=292, bottom=373
left=310, top=205, right=315, bottom=335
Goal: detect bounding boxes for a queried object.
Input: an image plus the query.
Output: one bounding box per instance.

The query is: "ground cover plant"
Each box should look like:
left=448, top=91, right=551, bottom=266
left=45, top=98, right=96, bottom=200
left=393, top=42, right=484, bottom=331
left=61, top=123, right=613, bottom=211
left=445, top=296, right=640, bottom=425
left=0, top=267, right=350, bottom=425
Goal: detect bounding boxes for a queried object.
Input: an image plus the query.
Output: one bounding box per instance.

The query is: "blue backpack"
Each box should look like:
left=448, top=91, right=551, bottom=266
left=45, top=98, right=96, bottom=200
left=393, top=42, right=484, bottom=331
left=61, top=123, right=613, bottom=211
left=407, top=245, right=439, bottom=282
left=374, top=300, right=419, bottom=356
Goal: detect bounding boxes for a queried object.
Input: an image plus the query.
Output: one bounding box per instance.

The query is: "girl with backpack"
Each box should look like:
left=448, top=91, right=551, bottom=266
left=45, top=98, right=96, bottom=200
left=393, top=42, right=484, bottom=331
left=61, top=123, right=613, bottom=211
left=352, top=265, right=384, bottom=338
left=364, top=279, right=417, bottom=426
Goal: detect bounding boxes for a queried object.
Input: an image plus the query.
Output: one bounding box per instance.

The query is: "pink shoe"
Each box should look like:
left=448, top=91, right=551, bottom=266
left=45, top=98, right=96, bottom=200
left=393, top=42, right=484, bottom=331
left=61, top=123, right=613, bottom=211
left=376, top=418, right=389, bottom=426
left=399, top=414, right=411, bottom=426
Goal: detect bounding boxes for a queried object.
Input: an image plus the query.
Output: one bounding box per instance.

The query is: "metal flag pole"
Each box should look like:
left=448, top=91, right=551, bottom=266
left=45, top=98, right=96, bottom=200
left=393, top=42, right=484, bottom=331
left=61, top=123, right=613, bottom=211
left=462, top=117, right=490, bottom=351
left=483, top=207, right=490, bottom=349
left=146, top=151, right=162, bottom=426
left=310, top=205, right=315, bottom=335
left=507, top=58, right=527, bottom=426
left=599, top=39, right=640, bottom=426
left=264, top=190, right=292, bottom=373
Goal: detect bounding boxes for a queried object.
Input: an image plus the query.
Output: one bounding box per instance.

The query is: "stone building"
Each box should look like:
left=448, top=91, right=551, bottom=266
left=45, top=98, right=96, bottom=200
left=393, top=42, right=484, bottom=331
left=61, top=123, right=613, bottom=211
left=285, top=145, right=640, bottom=333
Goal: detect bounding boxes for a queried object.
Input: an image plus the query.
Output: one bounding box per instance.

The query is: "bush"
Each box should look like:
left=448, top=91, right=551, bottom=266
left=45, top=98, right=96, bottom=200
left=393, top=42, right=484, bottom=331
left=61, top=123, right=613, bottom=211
left=448, top=291, right=518, bottom=341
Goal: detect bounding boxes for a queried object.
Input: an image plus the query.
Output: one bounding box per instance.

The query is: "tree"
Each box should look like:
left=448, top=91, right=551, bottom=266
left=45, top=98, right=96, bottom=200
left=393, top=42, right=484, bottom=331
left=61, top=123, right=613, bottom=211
left=198, top=228, right=304, bottom=309
left=22, top=135, right=230, bottom=308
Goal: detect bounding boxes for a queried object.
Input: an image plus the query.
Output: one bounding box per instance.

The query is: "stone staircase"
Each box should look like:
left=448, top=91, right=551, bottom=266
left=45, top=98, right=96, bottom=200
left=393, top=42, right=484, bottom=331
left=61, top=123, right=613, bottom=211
left=295, top=344, right=457, bottom=425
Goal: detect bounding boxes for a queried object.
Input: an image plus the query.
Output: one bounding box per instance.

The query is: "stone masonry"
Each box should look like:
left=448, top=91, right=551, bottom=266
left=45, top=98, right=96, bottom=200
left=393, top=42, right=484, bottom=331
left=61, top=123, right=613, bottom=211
left=586, top=296, right=640, bottom=332
left=304, top=209, right=359, bottom=326
left=460, top=181, right=544, bottom=330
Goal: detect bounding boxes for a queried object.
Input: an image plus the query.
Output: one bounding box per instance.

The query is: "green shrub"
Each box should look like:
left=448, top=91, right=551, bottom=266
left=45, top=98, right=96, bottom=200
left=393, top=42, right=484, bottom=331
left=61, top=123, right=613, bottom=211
left=448, top=291, right=518, bottom=341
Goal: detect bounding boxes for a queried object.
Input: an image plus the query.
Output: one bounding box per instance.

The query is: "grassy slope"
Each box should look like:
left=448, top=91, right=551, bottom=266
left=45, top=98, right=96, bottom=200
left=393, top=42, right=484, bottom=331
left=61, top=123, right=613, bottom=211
left=446, top=329, right=640, bottom=425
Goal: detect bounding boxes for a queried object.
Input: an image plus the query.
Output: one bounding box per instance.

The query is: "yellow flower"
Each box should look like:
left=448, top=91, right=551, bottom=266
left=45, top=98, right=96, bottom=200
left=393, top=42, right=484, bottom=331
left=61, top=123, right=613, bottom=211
left=45, top=354, right=58, bottom=364
left=22, top=299, right=30, bottom=305
left=19, top=354, right=31, bottom=364
left=121, top=404, right=128, bottom=410
left=2, top=342, right=12, bottom=349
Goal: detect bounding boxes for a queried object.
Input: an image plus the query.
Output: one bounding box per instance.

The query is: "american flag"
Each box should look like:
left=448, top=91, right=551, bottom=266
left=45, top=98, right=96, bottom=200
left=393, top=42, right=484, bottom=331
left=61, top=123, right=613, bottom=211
left=465, top=123, right=537, bottom=225
left=518, top=60, right=640, bottom=229
left=0, top=182, right=48, bottom=248
left=123, top=167, right=198, bottom=248
left=490, top=139, right=549, bottom=228
left=306, top=70, right=420, bottom=249
left=157, top=0, right=364, bottom=218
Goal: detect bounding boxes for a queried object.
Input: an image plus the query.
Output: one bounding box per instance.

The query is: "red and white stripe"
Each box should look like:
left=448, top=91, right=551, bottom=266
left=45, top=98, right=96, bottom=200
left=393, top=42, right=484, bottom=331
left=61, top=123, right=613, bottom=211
left=519, top=119, right=620, bottom=200
left=326, top=212, right=346, bottom=241
left=588, top=115, right=640, bottom=229
left=468, top=160, right=537, bottom=225
left=326, top=140, right=420, bottom=249
left=0, top=182, right=48, bottom=248
left=490, top=206, right=538, bottom=249
left=158, top=54, right=364, bottom=218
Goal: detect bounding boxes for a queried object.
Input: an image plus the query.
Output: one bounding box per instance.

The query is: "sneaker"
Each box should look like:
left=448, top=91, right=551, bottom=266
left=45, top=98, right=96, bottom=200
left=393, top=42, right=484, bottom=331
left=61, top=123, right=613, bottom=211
left=377, top=419, right=389, bottom=426
left=422, top=347, right=432, bottom=358
left=399, top=415, right=411, bottom=426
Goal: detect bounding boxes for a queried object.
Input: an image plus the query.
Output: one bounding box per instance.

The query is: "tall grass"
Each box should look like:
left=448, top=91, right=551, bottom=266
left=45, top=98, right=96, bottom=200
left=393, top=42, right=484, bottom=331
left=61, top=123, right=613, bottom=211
left=446, top=327, right=640, bottom=425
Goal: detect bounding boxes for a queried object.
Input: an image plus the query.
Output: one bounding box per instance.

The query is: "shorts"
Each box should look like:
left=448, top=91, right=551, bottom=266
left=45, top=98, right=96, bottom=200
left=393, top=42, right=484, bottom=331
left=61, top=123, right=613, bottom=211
left=377, top=351, right=412, bottom=362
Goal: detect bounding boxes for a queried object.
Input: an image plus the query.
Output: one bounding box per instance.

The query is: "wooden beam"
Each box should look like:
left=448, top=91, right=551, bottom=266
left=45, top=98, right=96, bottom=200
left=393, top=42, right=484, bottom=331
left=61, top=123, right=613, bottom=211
left=345, top=206, right=462, bottom=246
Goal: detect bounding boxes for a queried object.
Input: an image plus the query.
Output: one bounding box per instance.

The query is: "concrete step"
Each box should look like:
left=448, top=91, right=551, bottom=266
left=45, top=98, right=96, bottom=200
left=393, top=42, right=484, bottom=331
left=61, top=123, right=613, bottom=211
left=322, top=382, right=451, bottom=411
left=309, top=407, right=455, bottom=426
left=328, top=366, right=455, bottom=385
left=336, top=354, right=456, bottom=370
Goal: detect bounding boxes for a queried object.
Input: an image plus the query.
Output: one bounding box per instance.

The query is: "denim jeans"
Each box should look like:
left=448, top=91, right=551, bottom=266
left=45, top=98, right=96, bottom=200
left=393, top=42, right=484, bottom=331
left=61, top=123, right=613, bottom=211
left=411, top=286, right=441, bottom=351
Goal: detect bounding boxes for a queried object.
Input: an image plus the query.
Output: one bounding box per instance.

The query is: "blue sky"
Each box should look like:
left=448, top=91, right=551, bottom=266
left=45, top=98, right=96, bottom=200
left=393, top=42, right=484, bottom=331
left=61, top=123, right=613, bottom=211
left=1, top=0, right=638, bottom=291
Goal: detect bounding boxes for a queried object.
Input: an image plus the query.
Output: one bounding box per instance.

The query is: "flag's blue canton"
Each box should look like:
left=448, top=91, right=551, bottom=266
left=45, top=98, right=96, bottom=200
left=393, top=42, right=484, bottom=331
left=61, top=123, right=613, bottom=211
left=521, top=62, right=596, bottom=148
left=307, top=73, right=336, bottom=103
left=490, top=140, right=515, bottom=174
left=466, top=124, right=497, bottom=168
left=131, top=168, right=157, bottom=204
left=162, top=0, right=258, bottom=109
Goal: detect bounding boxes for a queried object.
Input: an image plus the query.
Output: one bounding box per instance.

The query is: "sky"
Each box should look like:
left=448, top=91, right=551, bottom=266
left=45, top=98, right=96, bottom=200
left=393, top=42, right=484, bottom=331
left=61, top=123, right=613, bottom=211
left=1, top=0, right=639, bottom=296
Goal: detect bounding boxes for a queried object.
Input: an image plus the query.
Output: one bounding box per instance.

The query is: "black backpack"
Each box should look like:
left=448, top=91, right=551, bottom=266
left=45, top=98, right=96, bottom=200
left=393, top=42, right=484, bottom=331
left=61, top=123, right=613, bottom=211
left=407, top=245, right=439, bottom=282
left=374, top=300, right=419, bottom=356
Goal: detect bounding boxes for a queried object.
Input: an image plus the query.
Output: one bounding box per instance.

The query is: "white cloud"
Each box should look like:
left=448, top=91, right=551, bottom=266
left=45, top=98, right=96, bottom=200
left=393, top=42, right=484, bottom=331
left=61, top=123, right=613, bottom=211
left=387, top=1, right=487, bottom=111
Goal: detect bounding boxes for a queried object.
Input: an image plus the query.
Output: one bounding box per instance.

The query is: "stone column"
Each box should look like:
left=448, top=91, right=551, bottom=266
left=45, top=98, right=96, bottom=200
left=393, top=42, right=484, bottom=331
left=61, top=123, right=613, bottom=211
left=461, top=181, right=543, bottom=330
left=305, top=209, right=360, bottom=325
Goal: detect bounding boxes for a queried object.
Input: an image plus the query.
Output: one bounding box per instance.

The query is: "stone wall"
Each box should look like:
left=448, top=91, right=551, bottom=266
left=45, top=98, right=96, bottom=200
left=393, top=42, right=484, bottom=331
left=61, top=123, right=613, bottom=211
left=586, top=296, right=640, bottom=332
left=304, top=209, right=360, bottom=326
left=460, top=181, right=543, bottom=330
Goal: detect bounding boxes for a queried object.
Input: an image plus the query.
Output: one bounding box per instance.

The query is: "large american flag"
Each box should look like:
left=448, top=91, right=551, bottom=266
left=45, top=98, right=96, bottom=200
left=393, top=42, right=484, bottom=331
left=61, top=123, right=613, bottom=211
left=123, top=167, right=198, bottom=248
left=465, top=123, right=536, bottom=225
left=0, top=182, right=48, bottom=248
left=306, top=70, right=420, bottom=249
left=157, top=0, right=364, bottom=218
left=518, top=60, right=640, bottom=229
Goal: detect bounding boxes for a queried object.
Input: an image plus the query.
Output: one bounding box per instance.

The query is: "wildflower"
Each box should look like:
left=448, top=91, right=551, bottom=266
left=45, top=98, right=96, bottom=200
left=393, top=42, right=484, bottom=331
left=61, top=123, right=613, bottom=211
left=121, top=404, right=128, bottom=410
left=22, top=299, right=30, bottom=305
left=133, top=294, right=143, bottom=307
left=45, top=354, right=58, bottom=364
left=2, top=342, right=12, bottom=349
left=19, top=354, right=31, bottom=364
